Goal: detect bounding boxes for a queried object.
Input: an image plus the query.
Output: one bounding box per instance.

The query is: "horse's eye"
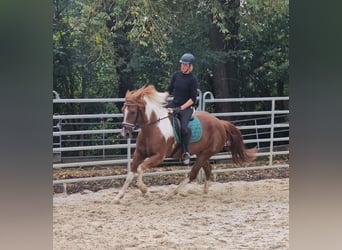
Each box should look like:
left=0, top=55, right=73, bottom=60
left=128, top=107, right=138, bottom=115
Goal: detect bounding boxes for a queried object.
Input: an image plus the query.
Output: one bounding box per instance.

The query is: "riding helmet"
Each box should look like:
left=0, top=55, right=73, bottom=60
left=179, top=53, right=195, bottom=64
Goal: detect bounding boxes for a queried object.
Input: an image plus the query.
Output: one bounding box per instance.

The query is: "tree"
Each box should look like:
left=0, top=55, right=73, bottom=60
left=53, top=0, right=117, bottom=113
left=239, top=0, right=289, bottom=99
left=205, top=0, right=242, bottom=112
left=53, top=0, right=289, bottom=114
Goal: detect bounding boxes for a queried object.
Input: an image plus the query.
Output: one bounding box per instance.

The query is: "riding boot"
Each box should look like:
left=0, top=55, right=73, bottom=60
left=182, top=150, right=191, bottom=165
left=182, top=131, right=191, bottom=165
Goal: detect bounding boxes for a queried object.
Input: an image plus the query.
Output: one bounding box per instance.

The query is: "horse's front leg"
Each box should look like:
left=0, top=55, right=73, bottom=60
left=136, top=153, right=165, bottom=195
left=112, top=153, right=145, bottom=204
left=136, top=165, right=147, bottom=194
left=113, top=171, right=136, bottom=204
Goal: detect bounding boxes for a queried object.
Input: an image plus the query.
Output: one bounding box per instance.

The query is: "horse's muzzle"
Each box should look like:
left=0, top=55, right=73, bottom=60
left=121, top=122, right=135, bottom=138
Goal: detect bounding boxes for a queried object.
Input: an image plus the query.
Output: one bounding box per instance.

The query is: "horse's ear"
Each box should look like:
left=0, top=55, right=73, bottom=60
left=125, top=90, right=131, bottom=97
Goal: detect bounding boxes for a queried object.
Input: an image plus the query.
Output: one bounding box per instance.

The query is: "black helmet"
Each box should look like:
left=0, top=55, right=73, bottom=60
left=179, top=53, right=195, bottom=64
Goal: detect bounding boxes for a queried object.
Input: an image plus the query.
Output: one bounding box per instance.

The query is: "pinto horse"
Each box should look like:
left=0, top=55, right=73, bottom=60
left=113, top=85, right=256, bottom=203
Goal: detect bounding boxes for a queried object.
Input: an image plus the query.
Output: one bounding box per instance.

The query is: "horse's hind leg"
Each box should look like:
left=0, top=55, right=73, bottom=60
left=165, top=157, right=205, bottom=199
left=202, top=161, right=212, bottom=194
left=165, top=177, right=190, bottom=200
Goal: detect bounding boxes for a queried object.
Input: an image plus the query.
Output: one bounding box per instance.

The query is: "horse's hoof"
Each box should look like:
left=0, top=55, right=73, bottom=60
left=164, top=191, right=177, bottom=200
left=112, top=194, right=122, bottom=204
left=162, top=196, right=171, bottom=201
left=138, top=185, right=147, bottom=194
left=112, top=199, right=120, bottom=204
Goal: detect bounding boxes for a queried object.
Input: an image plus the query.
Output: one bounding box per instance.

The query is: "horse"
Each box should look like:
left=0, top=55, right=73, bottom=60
left=113, top=85, right=256, bottom=203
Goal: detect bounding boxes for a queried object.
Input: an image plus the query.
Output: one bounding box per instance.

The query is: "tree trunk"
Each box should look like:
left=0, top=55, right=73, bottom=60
left=208, top=0, right=240, bottom=114
left=105, top=14, right=134, bottom=106
left=209, top=26, right=232, bottom=113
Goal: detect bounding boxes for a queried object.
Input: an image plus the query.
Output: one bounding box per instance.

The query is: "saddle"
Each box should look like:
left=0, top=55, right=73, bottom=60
left=171, top=109, right=202, bottom=143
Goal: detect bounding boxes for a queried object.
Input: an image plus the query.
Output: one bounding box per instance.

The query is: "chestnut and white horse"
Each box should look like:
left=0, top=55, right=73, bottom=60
left=114, top=85, right=256, bottom=203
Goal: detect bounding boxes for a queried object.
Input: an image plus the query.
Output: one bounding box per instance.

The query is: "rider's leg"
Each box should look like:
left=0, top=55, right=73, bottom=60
left=181, top=132, right=191, bottom=165
left=179, top=108, right=193, bottom=164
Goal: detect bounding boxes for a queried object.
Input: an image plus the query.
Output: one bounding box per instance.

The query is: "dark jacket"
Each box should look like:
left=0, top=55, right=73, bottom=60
left=167, top=71, right=198, bottom=107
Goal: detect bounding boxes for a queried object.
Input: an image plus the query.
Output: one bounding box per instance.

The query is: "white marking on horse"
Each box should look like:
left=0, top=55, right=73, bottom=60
left=144, top=96, right=173, bottom=141
left=122, top=106, right=128, bottom=122
left=121, top=106, right=129, bottom=137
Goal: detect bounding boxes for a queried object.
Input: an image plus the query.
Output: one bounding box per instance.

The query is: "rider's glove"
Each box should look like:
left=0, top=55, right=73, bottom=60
left=173, top=107, right=181, bottom=114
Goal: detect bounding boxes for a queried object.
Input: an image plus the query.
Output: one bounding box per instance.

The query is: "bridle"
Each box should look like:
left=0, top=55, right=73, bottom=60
left=122, top=102, right=170, bottom=131
left=121, top=103, right=141, bottom=130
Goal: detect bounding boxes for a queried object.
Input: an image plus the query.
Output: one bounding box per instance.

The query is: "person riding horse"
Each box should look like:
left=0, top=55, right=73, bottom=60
left=116, top=85, right=256, bottom=203
left=164, top=53, right=198, bottom=165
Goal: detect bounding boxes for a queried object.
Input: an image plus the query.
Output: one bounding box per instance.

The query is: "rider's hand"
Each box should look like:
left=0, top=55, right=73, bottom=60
left=173, top=107, right=181, bottom=114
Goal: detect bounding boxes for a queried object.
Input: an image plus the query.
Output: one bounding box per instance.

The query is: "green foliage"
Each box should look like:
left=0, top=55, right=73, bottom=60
left=53, top=0, right=289, bottom=108
left=53, top=0, right=118, bottom=100
left=239, top=0, right=289, bottom=97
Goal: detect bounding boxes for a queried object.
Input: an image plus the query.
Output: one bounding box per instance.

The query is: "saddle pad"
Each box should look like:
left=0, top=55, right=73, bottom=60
left=173, top=116, right=202, bottom=143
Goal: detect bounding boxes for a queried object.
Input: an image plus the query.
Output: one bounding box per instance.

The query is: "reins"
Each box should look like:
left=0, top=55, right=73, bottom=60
left=122, top=102, right=170, bottom=130
left=137, top=114, right=170, bottom=129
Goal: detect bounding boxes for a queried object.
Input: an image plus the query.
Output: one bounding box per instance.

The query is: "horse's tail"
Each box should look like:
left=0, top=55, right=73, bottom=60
left=220, top=120, right=257, bottom=165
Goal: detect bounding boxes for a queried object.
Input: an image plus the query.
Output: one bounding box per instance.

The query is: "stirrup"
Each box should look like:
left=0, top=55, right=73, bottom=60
left=182, top=152, right=191, bottom=165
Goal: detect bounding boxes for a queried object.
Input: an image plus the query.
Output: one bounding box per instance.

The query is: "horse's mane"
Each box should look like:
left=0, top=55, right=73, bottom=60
left=126, top=85, right=168, bottom=121
left=129, top=85, right=166, bottom=108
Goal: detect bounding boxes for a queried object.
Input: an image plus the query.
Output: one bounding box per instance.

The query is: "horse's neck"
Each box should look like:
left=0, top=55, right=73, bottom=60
left=140, top=109, right=173, bottom=139
left=146, top=107, right=169, bottom=124
left=141, top=121, right=157, bottom=131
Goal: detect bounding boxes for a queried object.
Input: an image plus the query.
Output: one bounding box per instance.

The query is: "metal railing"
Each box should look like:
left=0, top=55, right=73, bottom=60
left=53, top=91, right=289, bottom=187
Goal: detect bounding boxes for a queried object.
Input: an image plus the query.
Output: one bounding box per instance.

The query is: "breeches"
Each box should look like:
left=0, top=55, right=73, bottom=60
left=179, top=108, right=192, bottom=139
left=165, top=103, right=193, bottom=140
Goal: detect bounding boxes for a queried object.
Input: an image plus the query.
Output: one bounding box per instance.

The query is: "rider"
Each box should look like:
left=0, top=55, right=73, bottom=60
left=165, top=53, right=198, bottom=165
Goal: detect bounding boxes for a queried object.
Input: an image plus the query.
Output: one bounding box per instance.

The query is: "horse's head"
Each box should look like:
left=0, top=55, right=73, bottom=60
left=120, top=89, right=147, bottom=138
left=121, top=85, right=168, bottom=138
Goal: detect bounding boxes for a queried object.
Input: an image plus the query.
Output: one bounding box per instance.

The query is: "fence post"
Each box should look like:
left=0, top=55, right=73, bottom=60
left=102, top=118, right=105, bottom=158
left=254, top=119, right=260, bottom=149
left=127, top=137, right=131, bottom=172
left=269, top=99, right=275, bottom=166
left=196, top=89, right=202, bottom=111
left=202, top=91, right=214, bottom=111
left=53, top=118, right=62, bottom=163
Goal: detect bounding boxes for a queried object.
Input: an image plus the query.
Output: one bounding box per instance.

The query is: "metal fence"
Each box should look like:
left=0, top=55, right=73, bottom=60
left=53, top=91, right=289, bottom=187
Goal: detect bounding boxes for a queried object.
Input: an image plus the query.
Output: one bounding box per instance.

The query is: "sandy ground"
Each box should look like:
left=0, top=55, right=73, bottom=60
left=53, top=178, right=289, bottom=250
